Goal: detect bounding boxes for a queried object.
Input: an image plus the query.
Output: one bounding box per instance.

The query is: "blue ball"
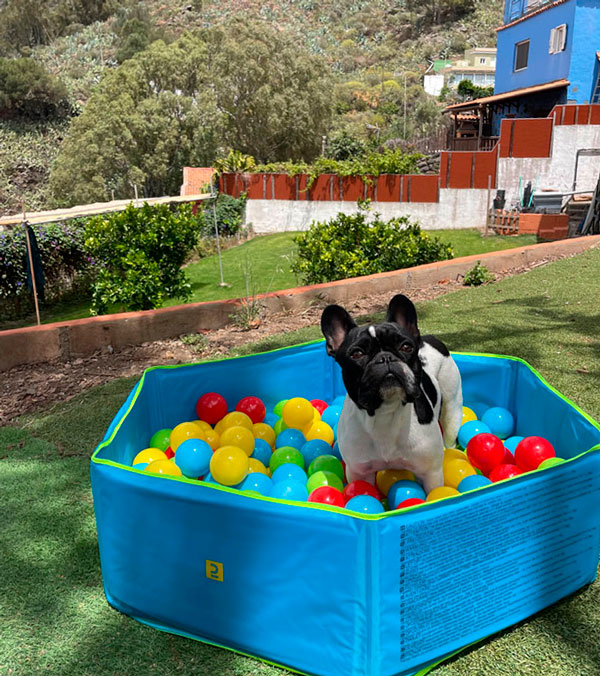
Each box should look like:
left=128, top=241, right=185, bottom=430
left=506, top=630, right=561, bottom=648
left=388, top=480, right=427, bottom=509
left=201, top=471, right=215, bottom=484
left=174, top=438, right=213, bottom=478
left=332, top=395, right=346, bottom=407
left=275, top=428, right=306, bottom=450
left=238, top=472, right=273, bottom=496
left=457, top=474, right=492, bottom=493
left=466, top=401, right=488, bottom=419
left=345, top=495, right=385, bottom=514
left=300, top=439, right=332, bottom=465
left=133, top=462, right=148, bottom=470
left=503, top=435, right=525, bottom=453
left=271, top=479, right=309, bottom=502
left=272, top=463, right=308, bottom=485
left=263, top=412, right=278, bottom=428
left=251, top=438, right=272, bottom=466
left=321, top=405, right=342, bottom=429
left=458, top=420, right=491, bottom=449
left=331, top=440, right=342, bottom=461
left=481, top=406, right=515, bottom=439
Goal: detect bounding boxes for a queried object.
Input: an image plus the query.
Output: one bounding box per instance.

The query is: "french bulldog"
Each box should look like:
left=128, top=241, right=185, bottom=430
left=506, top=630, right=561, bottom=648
left=320, top=294, right=463, bottom=495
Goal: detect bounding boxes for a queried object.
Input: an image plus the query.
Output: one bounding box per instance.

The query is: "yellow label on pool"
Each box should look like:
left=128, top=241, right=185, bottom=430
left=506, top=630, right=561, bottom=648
left=206, top=560, right=223, bottom=582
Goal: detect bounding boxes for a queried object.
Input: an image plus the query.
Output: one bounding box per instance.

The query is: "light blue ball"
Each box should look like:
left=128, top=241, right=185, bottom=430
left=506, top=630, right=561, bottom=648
left=332, top=395, right=346, bottom=407
left=331, top=440, right=342, bottom=461
left=275, top=428, right=306, bottom=451
left=345, top=495, right=385, bottom=514
left=272, top=463, right=308, bottom=484
left=271, top=479, right=309, bottom=502
left=133, top=462, right=148, bottom=470
left=174, top=438, right=213, bottom=478
left=321, top=405, right=342, bottom=429
left=503, top=435, right=525, bottom=453
left=388, top=480, right=427, bottom=509
left=263, top=412, right=278, bottom=428
left=458, top=420, right=492, bottom=449
left=301, top=439, right=332, bottom=466
left=457, top=474, right=492, bottom=493
left=481, top=406, right=515, bottom=439
left=251, top=438, right=272, bottom=466
left=239, top=472, right=273, bottom=496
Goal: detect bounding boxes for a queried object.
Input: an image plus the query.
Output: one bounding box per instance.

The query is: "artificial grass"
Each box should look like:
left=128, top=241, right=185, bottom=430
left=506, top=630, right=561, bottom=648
left=2, top=246, right=600, bottom=675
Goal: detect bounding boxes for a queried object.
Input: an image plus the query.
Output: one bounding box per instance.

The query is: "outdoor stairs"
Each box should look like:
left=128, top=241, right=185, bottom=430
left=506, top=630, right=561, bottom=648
left=564, top=196, right=592, bottom=237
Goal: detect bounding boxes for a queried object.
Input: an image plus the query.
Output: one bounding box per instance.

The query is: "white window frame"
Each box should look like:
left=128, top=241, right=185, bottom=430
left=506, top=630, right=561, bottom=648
left=514, top=40, right=530, bottom=72
left=549, top=24, right=567, bottom=54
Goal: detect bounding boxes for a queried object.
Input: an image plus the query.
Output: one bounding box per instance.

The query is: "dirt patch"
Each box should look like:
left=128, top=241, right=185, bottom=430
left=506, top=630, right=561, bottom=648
left=0, top=250, right=577, bottom=425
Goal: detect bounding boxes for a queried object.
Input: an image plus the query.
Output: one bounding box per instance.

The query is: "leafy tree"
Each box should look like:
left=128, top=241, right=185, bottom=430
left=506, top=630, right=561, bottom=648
left=325, top=131, right=366, bottom=161
left=457, top=79, right=494, bottom=101
left=0, top=57, right=69, bottom=118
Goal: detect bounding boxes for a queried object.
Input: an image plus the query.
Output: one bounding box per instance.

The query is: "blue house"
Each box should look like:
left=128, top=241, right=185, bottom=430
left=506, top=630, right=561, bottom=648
left=444, top=0, right=600, bottom=148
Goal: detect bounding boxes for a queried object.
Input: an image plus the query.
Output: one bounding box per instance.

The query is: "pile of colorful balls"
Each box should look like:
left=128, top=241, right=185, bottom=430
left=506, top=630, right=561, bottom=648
left=129, top=393, right=563, bottom=514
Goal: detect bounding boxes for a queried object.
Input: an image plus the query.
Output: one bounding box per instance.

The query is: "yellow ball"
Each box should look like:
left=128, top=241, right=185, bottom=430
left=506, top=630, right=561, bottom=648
left=302, top=408, right=321, bottom=436
left=219, top=425, right=255, bottom=456
left=193, top=420, right=213, bottom=434
left=247, top=458, right=269, bottom=475
left=253, top=422, right=276, bottom=448
left=145, top=459, right=182, bottom=477
left=376, top=469, right=416, bottom=495
left=444, top=447, right=467, bottom=463
left=170, top=422, right=205, bottom=452
left=462, top=406, right=477, bottom=425
left=443, top=459, right=476, bottom=489
left=203, top=427, right=221, bottom=451
left=132, top=447, right=167, bottom=466
left=215, top=411, right=253, bottom=435
left=426, top=486, right=460, bottom=502
left=304, top=420, right=334, bottom=445
left=282, top=397, right=314, bottom=430
left=210, top=446, right=249, bottom=486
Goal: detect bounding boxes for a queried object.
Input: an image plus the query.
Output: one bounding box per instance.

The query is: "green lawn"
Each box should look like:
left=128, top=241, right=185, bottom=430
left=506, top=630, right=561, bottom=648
left=1, top=229, right=539, bottom=330
left=2, top=247, right=600, bottom=675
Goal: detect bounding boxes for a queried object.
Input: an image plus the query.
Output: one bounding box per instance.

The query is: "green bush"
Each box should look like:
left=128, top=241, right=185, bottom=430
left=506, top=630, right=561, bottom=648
left=292, top=209, right=454, bottom=285
left=199, top=194, right=247, bottom=239
left=84, top=203, right=200, bottom=314
left=463, top=260, right=494, bottom=286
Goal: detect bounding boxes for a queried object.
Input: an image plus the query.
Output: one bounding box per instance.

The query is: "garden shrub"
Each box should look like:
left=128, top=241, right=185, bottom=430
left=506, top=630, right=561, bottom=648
left=292, top=209, right=454, bottom=285
left=199, top=193, right=247, bottom=239
left=84, top=202, right=200, bottom=314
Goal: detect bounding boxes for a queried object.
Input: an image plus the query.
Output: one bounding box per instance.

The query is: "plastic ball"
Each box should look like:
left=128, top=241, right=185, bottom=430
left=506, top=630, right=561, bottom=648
left=502, top=447, right=515, bottom=464
left=174, top=438, right=213, bottom=478
left=343, top=480, right=382, bottom=503
left=193, top=420, right=213, bottom=434
left=238, top=472, right=272, bottom=496
left=281, top=397, right=314, bottom=430
left=426, top=486, right=459, bottom=502
left=468, top=401, right=489, bottom=419
left=481, top=406, right=515, bottom=439
left=331, top=440, right=342, bottom=461
left=504, top=436, right=524, bottom=453
left=247, top=458, right=269, bottom=475
left=270, top=479, right=308, bottom=502
left=458, top=420, right=492, bottom=449
left=514, top=436, right=556, bottom=472
left=251, top=438, right=273, bottom=467
left=215, top=411, right=253, bottom=434
left=461, top=406, right=477, bottom=425
left=273, top=399, right=288, bottom=418
left=307, top=455, right=344, bottom=481
left=275, top=428, right=306, bottom=451
left=300, top=439, right=333, bottom=466
left=308, top=485, right=345, bottom=507
left=263, top=412, right=279, bottom=428
left=304, top=420, right=334, bottom=445
left=466, top=433, right=505, bottom=476
left=310, top=399, right=329, bottom=414
left=133, top=447, right=167, bottom=466
left=302, top=408, right=322, bottom=436
left=132, top=462, right=148, bottom=470
left=345, top=495, right=385, bottom=514
left=443, top=459, right=477, bottom=489
left=273, top=418, right=289, bottom=435
left=235, top=396, right=266, bottom=424
left=196, top=392, right=228, bottom=425
left=165, top=447, right=175, bottom=459
left=332, top=395, right=346, bottom=407
left=489, top=463, right=523, bottom=483
left=457, top=474, right=492, bottom=492
left=321, top=406, right=342, bottom=429
left=388, top=480, right=427, bottom=509
left=210, top=446, right=249, bottom=486
left=202, top=427, right=220, bottom=451
left=145, top=459, right=182, bottom=477
left=169, top=422, right=205, bottom=452
left=396, top=498, right=425, bottom=510
left=219, top=425, right=255, bottom=456
left=306, top=470, right=344, bottom=494
left=253, top=422, right=276, bottom=448
left=269, top=446, right=305, bottom=473
left=149, top=429, right=171, bottom=452
left=376, top=469, right=416, bottom=496
left=272, top=463, right=308, bottom=485
left=444, top=448, right=467, bottom=463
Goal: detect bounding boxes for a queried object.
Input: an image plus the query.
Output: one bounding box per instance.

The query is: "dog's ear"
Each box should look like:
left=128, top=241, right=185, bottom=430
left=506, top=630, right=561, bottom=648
left=321, top=305, right=357, bottom=357
left=386, top=294, right=420, bottom=341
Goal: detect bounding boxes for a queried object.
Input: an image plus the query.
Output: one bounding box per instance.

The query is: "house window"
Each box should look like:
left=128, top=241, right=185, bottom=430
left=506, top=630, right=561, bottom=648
left=514, top=40, right=529, bottom=71
left=480, top=57, right=486, bottom=64
left=549, top=24, right=567, bottom=54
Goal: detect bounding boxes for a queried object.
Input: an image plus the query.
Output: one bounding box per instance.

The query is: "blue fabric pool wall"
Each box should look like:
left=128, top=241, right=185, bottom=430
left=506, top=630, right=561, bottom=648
left=91, top=343, right=600, bottom=676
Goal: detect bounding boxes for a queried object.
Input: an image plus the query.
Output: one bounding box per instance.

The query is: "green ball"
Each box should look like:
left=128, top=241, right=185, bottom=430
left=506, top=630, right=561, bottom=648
left=308, top=454, right=344, bottom=481
left=149, top=428, right=171, bottom=452
left=273, top=399, right=288, bottom=417
left=273, top=418, right=289, bottom=435
left=539, top=456, right=565, bottom=469
left=306, top=470, right=344, bottom=494
left=270, top=446, right=305, bottom=473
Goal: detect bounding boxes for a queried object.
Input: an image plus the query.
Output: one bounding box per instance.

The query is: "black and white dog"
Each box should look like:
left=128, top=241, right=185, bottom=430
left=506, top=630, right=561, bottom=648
left=321, top=294, right=462, bottom=494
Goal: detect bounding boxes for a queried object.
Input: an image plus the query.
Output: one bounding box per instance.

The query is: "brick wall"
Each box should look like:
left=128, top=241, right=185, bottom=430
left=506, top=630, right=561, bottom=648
left=180, top=167, right=214, bottom=196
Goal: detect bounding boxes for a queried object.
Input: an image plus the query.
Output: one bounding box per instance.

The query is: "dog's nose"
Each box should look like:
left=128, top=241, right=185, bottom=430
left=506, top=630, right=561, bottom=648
left=374, top=352, right=397, bottom=365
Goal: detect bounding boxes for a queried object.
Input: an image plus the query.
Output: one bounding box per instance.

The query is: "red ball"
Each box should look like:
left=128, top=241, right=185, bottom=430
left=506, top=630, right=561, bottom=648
left=396, top=497, right=425, bottom=509
left=489, top=463, right=523, bottom=483
left=466, top=433, right=505, bottom=476
left=196, top=392, right=228, bottom=425
left=235, top=396, right=266, bottom=424
left=514, top=436, right=555, bottom=472
left=165, top=446, right=174, bottom=459
left=310, top=399, right=329, bottom=415
left=308, top=486, right=346, bottom=507
left=502, top=447, right=515, bottom=464
left=343, top=480, right=382, bottom=503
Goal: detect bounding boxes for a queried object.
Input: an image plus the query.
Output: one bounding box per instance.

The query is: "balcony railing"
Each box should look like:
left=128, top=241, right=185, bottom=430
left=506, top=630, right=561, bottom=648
left=449, top=136, right=499, bottom=151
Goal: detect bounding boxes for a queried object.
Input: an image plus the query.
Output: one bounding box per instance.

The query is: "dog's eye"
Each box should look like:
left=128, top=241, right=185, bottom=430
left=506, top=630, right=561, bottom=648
left=351, top=350, right=364, bottom=360
left=400, top=344, right=413, bottom=353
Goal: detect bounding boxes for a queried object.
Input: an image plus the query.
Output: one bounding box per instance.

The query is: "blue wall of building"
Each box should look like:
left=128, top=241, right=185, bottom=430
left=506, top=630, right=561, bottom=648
left=569, top=0, right=600, bottom=103
left=495, top=0, right=576, bottom=95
